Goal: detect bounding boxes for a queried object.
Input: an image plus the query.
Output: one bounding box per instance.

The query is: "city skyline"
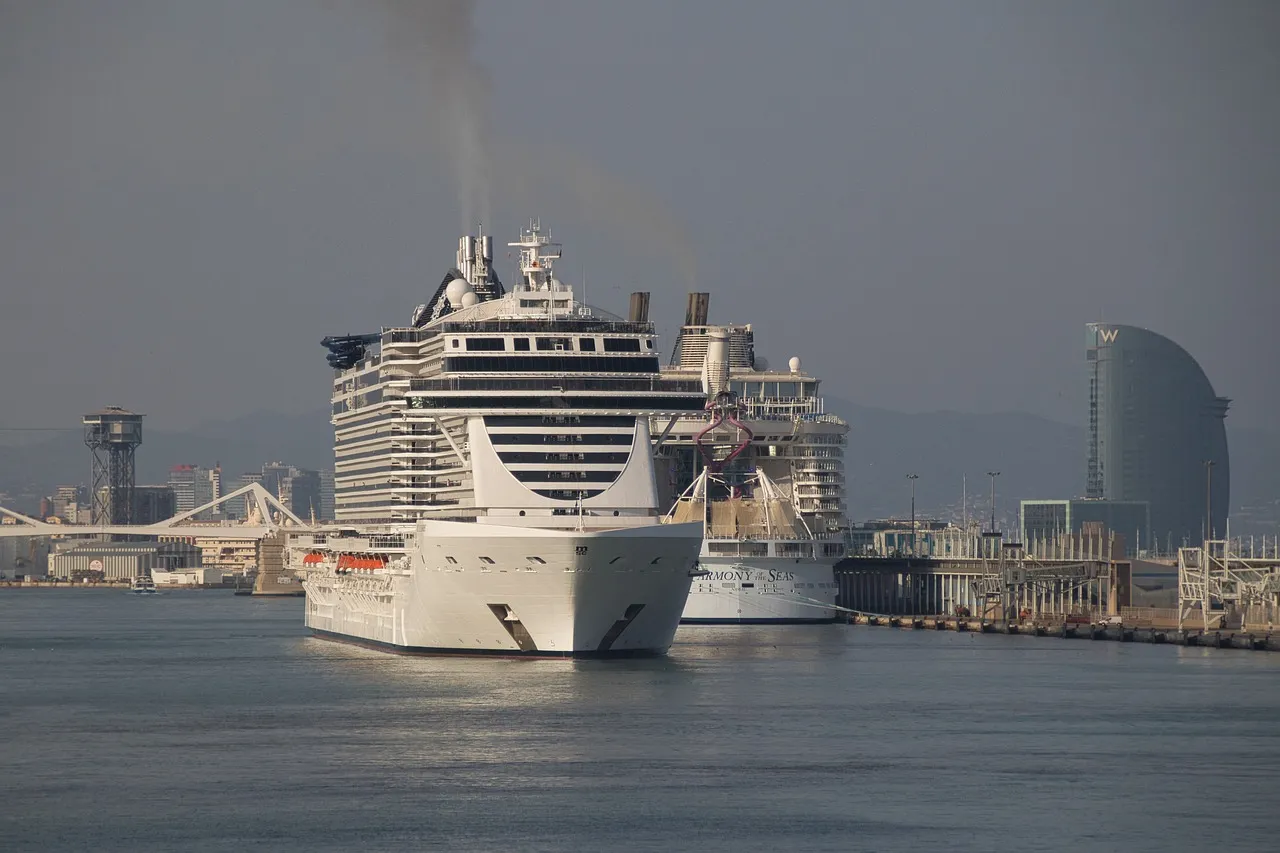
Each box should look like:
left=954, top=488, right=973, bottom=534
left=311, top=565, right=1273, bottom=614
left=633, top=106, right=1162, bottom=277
left=1, top=1, right=1278, bottom=433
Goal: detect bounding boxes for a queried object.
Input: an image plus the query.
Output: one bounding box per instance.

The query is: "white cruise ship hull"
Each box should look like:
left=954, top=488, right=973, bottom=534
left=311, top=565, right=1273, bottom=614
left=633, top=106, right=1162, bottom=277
left=302, top=520, right=703, bottom=657
left=682, top=556, right=838, bottom=623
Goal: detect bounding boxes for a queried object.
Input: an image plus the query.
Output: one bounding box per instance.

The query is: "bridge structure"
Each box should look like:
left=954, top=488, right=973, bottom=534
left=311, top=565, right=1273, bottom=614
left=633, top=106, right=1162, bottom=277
left=1178, top=540, right=1280, bottom=631
left=0, top=482, right=315, bottom=540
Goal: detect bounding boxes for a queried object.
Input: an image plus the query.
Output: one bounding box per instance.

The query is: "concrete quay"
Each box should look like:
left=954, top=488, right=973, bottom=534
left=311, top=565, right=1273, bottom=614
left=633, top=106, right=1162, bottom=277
left=846, top=612, right=1280, bottom=652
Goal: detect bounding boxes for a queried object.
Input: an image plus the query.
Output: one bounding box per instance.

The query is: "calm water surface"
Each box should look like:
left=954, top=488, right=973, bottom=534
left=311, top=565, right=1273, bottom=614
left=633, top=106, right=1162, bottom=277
left=2, top=590, right=1278, bottom=852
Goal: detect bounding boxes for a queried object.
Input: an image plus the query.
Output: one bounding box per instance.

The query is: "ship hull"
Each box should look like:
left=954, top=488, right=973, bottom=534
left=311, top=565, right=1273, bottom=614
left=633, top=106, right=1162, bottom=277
left=302, top=520, right=703, bottom=657
left=682, top=556, right=838, bottom=623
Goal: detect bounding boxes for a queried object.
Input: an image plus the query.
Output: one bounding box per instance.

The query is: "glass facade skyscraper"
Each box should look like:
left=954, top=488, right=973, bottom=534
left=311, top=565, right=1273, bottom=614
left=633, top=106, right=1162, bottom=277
left=1086, top=323, right=1230, bottom=548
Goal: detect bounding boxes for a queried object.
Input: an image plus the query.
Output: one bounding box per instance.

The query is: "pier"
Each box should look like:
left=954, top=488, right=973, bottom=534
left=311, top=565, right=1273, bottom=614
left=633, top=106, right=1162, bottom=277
left=835, top=534, right=1280, bottom=652
left=843, top=610, right=1280, bottom=651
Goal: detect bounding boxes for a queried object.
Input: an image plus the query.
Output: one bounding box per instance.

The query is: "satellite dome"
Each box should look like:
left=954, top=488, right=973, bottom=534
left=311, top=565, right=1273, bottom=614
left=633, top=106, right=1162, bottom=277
left=753, top=357, right=770, bottom=371
left=788, top=356, right=802, bottom=373
left=445, top=278, right=473, bottom=305
left=460, top=291, right=479, bottom=308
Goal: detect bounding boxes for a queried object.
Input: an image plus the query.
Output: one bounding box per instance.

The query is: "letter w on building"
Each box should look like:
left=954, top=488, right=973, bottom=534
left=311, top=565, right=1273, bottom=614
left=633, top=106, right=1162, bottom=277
left=1099, top=328, right=1119, bottom=344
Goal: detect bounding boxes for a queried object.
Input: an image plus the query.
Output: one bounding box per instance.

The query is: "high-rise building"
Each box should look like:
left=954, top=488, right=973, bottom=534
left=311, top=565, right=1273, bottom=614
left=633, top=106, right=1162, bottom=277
left=1086, top=323, right=1230, bottom=548
left=168, top=465, right=199, bottom=514
left=168, top=464, right=224, bottom=519
left=319, top=469, right=335, bottom=522
left=51, top=485, right=89, bottom=523
left=248, top=463, right=321, bottom=520
left=97, top=485, right=176, bottom=525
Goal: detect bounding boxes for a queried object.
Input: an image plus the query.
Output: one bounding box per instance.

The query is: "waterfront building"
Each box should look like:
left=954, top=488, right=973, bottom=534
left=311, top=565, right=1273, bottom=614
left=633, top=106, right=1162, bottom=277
left=1020, top=498, right=1151, bottom=553
left=0, top=532, right=50, bottom=580
left=1086, top=323, right=1229, bottom=548
left=48, top=541, right=200, bottom=582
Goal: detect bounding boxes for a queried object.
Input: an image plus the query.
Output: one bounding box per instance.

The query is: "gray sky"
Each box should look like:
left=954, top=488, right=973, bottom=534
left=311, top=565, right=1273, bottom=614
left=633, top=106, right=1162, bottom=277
left=2, top=0, right=1277, bottom=432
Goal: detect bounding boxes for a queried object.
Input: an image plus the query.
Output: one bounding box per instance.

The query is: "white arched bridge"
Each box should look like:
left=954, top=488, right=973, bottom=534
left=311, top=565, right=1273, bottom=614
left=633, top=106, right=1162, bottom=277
left=0, top=482, right=315, bottom=540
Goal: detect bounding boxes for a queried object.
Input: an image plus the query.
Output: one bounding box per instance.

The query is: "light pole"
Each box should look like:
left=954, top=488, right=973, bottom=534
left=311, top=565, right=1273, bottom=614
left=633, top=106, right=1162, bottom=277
left=987, top=471, right=1001, bottom=535
left=1204, top=459, right=1215, bottom=542
left=907, top=474, right=919, bottom=557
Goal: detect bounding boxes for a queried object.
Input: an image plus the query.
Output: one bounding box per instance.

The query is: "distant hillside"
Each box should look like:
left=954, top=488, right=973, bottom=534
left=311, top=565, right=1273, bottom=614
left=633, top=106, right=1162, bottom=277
left=1, top=403, right=1275, bottom=531
left=826, top=397, right=1278, bottom=532
left=826, top=399, right=1083, bottom=520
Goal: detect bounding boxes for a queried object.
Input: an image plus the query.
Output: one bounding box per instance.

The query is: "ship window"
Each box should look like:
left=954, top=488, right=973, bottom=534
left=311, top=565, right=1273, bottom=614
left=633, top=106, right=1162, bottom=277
left=578, top=338, right=596, bottom=352
left=527, top=557, right=546, bottom=564
left=536, top=337, right=572, bottom=351
left=479, top=556, right=495, bottom=564
left=603, top=338, right=641, bottom=353
left=742, top=582, right=755, bottom=589
left=646, top=340, right=654, bottom=349
left=445, top=556, right=458, bottom=564
left=451, top=339, right=459, bottom=348
left=513, top=338, right=530, bottom=351
left=465, top=337, right=505, bottom=352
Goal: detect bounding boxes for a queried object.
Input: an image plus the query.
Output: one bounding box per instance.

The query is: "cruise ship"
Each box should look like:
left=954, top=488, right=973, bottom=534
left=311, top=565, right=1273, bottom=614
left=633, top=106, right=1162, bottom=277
left=290, top=224, right=707, bottom=656
left=653, top=295, right=847, bottom=622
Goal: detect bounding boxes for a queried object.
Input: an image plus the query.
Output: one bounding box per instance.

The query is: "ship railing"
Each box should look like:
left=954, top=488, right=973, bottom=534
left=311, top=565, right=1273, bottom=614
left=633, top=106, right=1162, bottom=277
left=438, top=319, right=654, bottom=334
left=406, top=377, right=704, bottom=393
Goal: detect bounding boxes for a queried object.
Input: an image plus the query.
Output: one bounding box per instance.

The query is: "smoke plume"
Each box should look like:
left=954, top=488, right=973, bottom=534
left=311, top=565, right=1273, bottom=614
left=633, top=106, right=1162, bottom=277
left=372, top=0, right=491, bottom=231
left=367, top=0, right=697, bottom=287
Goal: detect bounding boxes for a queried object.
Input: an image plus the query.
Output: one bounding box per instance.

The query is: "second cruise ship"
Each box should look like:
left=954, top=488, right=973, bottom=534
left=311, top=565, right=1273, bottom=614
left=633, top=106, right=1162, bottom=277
left=653, top=295, right=849, bottom=622
left=291, top=223, right=707, bottom=656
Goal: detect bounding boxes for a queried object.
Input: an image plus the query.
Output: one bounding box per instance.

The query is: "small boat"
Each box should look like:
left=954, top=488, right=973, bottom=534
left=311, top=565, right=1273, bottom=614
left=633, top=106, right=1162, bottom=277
left=129, top=575, right=158, bottom=594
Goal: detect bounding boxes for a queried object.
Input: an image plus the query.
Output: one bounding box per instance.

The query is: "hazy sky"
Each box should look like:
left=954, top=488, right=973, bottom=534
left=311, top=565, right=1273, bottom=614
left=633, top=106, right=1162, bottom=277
left=2, top=0, right=1277, bottom=432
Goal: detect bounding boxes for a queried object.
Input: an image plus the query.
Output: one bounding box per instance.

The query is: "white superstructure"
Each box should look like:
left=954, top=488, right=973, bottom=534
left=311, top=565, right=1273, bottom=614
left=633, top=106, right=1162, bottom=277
left=668, top=468, right=838, bottom=622
left=655, top=297, right=850, bottom=539
left=297, top=224, right=707, bottom=656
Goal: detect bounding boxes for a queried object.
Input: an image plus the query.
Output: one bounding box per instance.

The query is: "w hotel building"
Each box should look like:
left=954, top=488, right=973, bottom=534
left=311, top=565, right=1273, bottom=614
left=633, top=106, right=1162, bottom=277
left=1086, top=323, right=1230, bottom=549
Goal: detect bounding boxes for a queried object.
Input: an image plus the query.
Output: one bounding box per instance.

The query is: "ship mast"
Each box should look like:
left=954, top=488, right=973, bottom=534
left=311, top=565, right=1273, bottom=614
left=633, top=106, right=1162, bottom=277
left=508, top=220, right=565, bottom=318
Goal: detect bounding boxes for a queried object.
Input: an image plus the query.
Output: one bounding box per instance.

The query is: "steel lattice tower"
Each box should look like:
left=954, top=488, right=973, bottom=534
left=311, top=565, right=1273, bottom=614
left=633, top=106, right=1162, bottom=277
left=83, top=407, right=143, bottom=525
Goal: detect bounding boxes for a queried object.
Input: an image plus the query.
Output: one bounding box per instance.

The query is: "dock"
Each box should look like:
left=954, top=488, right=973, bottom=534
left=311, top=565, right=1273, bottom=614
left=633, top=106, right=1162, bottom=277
left=844, top=611, right=1280, bottom=652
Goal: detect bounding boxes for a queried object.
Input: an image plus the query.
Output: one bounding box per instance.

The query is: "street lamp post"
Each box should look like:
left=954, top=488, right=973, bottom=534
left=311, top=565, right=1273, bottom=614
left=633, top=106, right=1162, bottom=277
left=1204, top=459, right=1215, bottom=542
left=907, top=474, right=919, bottom=557
left=987, top=471, right=1001, bottom=535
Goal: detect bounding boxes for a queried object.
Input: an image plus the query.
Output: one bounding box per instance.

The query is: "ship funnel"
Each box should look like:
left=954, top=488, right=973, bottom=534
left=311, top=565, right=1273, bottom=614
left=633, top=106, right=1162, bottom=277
left=628, top=291, right=651, bottom=323
left=685, top=292, right=710, bottom=327
left=701, top=327, right=731, bottom=396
